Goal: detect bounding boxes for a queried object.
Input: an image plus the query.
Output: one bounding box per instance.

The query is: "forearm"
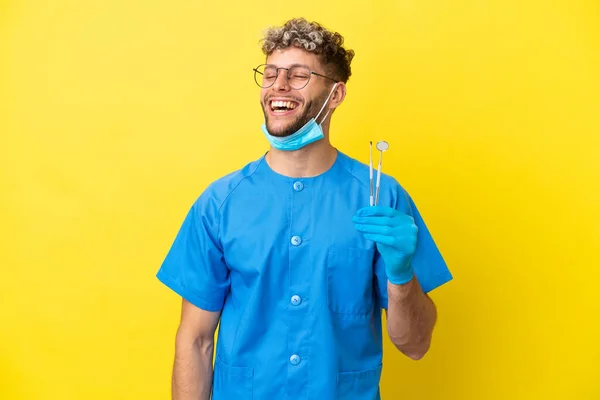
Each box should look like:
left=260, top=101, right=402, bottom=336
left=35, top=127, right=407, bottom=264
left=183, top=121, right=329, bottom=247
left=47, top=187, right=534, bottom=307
left=173, top=334, right=214, bottom=400
left=386, top=276, right=437, bottom=360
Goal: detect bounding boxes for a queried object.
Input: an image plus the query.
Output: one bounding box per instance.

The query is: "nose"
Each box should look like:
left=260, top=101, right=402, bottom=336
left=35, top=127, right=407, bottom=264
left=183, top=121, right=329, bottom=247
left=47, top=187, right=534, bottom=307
left=272, top=69, right=290, bottom=92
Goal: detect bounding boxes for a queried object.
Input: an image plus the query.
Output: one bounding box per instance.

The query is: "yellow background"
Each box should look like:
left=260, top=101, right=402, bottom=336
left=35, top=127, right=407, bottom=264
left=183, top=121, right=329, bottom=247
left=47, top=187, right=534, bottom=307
left=1, top=0, right=599, bottom=399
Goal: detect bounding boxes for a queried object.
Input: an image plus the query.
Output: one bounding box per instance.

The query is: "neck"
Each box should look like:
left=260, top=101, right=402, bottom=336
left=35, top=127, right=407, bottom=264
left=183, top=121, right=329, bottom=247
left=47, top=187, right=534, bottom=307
left=265, top=138, right=338, bottom=178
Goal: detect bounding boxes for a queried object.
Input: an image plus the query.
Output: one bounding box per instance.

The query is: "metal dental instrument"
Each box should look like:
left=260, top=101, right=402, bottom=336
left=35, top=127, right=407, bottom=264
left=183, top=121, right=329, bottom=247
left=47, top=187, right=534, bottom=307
left=369, top=141, right=374, bottom=206
left=374, top=141, right=389, bottom=206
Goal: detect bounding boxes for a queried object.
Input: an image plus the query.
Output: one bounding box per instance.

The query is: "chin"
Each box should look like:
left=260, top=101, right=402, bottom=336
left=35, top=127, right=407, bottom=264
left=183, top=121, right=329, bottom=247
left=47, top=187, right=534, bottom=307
left=265, top=122, right=295, bottom=138
left=263, top=104, right=310, bottom=137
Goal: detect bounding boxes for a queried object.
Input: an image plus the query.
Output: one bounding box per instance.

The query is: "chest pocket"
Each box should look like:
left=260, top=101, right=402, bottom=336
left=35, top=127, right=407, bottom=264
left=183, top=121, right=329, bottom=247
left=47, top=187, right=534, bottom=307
left=327, top=246, right=376, bottom=316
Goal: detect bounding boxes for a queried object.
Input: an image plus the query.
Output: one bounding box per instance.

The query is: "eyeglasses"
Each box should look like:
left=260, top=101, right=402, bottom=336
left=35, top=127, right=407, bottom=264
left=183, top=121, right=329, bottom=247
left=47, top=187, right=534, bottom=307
left=253, top=64, right=338, bottom=90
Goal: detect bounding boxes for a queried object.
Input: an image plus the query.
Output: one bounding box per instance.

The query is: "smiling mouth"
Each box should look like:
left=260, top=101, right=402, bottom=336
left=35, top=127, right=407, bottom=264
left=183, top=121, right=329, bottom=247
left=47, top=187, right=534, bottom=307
left=270, top=100, right=299, bottom=114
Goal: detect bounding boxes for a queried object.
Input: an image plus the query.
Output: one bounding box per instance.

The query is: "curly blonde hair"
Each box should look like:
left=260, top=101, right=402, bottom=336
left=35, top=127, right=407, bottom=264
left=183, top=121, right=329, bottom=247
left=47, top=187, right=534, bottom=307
left=260, top=17, right=355, bottom=83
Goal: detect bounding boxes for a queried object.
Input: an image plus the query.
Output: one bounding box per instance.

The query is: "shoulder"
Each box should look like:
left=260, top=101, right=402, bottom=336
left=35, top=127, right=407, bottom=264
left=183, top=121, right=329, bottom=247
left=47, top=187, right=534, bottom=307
left=191, top=154, right=265, bottom=213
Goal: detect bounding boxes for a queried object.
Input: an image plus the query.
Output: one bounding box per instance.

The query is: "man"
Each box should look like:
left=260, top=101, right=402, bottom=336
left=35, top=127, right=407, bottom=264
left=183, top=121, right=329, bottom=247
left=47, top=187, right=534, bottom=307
left=157, top=17, right=452, bottom=400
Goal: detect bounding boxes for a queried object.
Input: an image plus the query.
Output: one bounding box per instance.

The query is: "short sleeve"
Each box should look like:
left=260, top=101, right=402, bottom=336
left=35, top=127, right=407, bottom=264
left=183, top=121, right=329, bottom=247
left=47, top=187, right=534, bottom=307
left=375, top=190, right=453, bottom=309
left=156, top=193, right=230, bottom=312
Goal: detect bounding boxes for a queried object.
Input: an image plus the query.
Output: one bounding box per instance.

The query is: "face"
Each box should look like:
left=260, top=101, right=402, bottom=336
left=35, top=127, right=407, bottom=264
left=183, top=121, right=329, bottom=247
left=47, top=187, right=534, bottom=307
left=259, top=47, right=337, bottom=137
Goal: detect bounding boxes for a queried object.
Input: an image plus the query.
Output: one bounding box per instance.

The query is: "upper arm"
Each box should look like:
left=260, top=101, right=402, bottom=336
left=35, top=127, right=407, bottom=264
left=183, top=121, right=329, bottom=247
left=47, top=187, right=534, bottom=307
left=177, top=298, right=221, bottom=342
left=156, top=192, right=231, bottom=312
left=405, top=193, right=453, bottom=293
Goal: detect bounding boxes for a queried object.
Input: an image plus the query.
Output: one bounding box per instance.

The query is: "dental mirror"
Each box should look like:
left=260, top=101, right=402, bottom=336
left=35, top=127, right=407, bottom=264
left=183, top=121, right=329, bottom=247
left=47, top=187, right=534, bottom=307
left=376, top=141, right=389, bottom=152
left=374, top=141, right=389, bottom=205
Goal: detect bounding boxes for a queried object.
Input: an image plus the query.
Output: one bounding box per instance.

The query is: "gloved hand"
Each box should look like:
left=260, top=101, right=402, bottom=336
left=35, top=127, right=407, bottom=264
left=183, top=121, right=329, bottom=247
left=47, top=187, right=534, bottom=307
left=353, top=206, right=417, bottom=285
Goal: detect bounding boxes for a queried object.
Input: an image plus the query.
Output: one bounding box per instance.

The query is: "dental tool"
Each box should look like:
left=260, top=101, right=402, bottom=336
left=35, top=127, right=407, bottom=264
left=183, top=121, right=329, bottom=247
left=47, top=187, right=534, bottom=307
left=373, top=141, right=389, bottom=206
left=369, top=141, right=374, bottom=206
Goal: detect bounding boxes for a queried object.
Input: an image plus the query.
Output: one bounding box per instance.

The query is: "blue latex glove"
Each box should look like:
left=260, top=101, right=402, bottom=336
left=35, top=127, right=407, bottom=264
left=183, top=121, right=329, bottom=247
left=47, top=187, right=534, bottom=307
left=353, top=206, right=417, bottom=285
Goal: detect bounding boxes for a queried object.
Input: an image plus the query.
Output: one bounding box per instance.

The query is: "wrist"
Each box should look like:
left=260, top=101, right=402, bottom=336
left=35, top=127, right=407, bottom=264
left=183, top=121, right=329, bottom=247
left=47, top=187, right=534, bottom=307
left=387, top=263, right=414, bottom=285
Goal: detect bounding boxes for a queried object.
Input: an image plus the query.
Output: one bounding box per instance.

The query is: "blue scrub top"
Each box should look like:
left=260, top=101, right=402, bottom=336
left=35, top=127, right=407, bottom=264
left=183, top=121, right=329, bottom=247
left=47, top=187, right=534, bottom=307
left=157, top=150, right=452, bottom=400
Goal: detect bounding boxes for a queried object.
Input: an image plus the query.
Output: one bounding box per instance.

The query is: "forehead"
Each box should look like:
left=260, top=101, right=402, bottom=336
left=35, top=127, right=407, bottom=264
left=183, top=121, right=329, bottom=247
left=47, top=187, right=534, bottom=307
left=266, top=47, right=323, bottom=71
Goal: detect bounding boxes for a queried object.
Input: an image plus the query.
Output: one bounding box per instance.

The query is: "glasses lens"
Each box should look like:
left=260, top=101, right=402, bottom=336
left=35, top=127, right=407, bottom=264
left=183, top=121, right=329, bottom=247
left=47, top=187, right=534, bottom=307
left=287, top=66, right=311, bottom=89
left=253, top=65, right=312, bottom=89
left=254, top=65, right=278, bottom=88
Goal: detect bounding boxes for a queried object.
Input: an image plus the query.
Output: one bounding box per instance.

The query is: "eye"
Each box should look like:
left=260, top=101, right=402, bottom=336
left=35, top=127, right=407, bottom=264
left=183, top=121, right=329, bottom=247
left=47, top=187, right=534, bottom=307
left=263, top=67, right=278, bottom=80
left=290, top=73, right=309, bottom=79
left=288, top=66, right=311, bottom=80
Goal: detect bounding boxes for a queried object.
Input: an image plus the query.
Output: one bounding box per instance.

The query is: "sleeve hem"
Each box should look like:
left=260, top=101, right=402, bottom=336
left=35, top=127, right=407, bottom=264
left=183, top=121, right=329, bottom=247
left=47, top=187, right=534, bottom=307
left=422, top=270, right=454, bottom=293
left=156, top=269, right=224, bottom=312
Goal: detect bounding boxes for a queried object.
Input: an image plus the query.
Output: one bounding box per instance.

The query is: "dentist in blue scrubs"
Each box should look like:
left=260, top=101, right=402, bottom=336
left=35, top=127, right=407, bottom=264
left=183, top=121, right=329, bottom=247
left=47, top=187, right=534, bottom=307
left=157, top=17, right=453, bottom=400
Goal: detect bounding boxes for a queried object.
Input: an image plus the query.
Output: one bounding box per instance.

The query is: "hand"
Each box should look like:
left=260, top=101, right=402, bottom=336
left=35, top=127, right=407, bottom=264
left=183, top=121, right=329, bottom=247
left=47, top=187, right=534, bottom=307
left=353, top=206, right=418, bottom=285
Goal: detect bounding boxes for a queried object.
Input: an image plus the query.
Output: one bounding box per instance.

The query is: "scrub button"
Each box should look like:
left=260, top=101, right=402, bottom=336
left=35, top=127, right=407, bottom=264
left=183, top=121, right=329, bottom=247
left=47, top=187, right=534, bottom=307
left=290, top=354, right=301, bottom=365
left=293, top=181, right=304, bottom=191
left=291, top=236, right=302, bottom=246
left=291, top=295, right=302, bottom=306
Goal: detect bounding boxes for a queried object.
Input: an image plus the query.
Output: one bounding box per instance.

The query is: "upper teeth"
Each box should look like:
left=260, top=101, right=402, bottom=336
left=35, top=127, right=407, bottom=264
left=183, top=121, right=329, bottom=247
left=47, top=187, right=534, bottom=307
left=271, top=100, right=297, bottom=109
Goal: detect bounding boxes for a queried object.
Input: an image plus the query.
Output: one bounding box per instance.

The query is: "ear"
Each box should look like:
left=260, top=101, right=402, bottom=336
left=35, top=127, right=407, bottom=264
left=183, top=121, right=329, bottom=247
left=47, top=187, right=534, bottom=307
left=328, top=82, right=347, bottom=109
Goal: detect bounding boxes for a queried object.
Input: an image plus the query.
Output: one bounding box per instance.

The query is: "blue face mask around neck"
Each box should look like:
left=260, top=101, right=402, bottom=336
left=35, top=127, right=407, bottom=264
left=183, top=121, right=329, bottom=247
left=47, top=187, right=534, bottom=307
left=261, top=83, right=338, bottom=151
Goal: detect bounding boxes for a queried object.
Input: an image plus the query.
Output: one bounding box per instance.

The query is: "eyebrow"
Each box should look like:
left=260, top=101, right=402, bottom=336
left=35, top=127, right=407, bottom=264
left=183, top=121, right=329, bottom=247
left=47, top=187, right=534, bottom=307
left=265, top=63, right=311, bottom=69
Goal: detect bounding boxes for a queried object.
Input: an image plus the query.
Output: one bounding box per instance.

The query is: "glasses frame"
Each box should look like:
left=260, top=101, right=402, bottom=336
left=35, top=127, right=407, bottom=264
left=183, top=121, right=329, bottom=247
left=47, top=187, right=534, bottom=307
left=253, top=64, right=338, bottom=90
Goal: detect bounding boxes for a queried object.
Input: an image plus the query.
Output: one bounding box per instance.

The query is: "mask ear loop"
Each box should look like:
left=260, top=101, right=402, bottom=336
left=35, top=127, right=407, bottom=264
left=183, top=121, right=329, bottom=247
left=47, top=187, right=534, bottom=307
left=315, top=83, right=338, bottom=125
